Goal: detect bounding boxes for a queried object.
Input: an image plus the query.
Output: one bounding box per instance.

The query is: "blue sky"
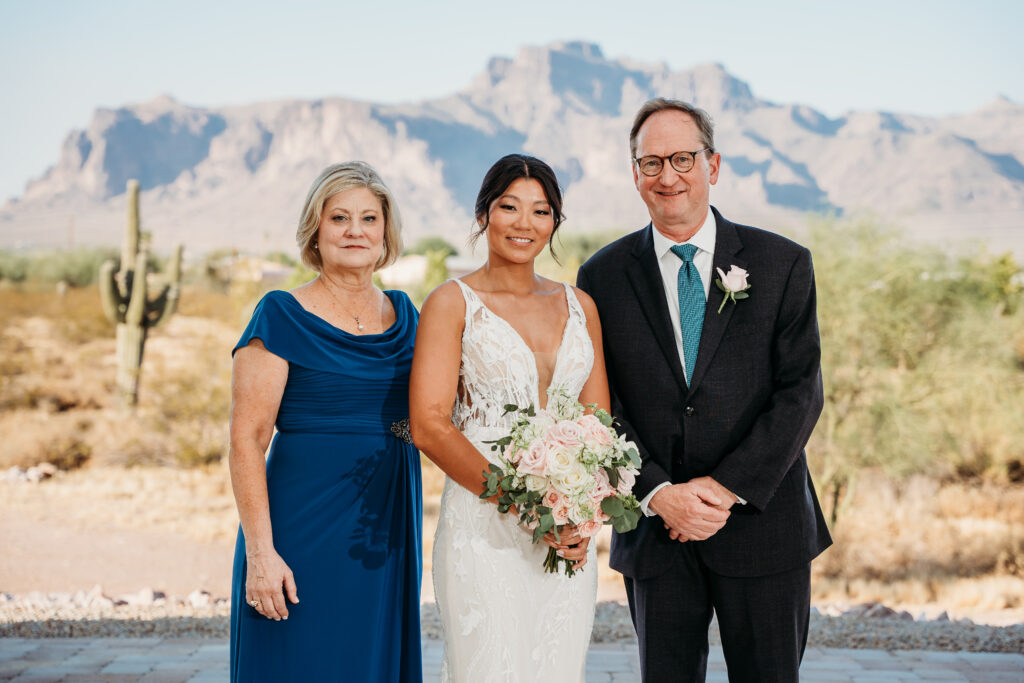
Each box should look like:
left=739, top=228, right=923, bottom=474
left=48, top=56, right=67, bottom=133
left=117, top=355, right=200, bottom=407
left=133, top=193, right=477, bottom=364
left=1, top=0, right=1021, bottom=203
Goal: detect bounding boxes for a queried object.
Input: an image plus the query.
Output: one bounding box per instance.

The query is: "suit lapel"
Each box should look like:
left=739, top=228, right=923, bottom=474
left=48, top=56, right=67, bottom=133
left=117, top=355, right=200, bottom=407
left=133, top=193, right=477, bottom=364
left=625, top=224, right=688, bottom=389
left=687, top=208, right=747, bottom=395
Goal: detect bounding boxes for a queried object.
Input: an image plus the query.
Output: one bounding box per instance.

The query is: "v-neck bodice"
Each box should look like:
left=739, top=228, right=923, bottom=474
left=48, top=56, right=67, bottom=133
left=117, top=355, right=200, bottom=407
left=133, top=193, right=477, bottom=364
left=451, top=279, right=594, bottom=449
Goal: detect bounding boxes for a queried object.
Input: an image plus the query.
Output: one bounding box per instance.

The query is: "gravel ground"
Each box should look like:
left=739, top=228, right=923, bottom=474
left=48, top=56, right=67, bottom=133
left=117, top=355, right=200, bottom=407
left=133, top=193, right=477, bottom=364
left=2, top=598, right=1021, bottom=653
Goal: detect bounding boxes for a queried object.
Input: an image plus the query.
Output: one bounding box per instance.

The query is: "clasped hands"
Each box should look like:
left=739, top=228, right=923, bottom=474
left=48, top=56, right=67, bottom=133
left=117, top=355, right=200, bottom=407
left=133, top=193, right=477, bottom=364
left=649, top=476, right=737, bottom=543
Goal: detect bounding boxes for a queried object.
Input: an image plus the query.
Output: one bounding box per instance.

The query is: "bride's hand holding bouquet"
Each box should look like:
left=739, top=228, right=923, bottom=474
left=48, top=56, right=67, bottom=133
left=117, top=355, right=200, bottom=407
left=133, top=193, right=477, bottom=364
left=481, top=387, right=642, bottom=577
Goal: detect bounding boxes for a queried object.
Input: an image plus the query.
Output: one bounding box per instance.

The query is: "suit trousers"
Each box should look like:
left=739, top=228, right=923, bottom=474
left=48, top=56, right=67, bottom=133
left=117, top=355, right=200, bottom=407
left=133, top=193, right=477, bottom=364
left=624, top=542, right=811, bottom=683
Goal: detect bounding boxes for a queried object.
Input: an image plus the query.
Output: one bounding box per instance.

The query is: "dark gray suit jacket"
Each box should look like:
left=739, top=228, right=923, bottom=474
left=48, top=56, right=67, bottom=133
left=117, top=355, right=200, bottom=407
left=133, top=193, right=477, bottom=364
left=577, top=207, right=832, bottom=579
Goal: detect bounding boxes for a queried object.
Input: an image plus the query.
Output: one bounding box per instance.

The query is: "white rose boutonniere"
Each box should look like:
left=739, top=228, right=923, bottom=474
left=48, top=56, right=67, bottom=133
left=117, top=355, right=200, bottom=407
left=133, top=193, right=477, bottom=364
left=714, top=266, right=751, bottom=313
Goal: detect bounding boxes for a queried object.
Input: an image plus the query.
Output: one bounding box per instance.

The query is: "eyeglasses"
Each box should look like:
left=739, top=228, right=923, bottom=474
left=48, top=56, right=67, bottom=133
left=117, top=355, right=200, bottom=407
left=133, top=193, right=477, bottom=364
left=633, top=148, right=712, bottom=177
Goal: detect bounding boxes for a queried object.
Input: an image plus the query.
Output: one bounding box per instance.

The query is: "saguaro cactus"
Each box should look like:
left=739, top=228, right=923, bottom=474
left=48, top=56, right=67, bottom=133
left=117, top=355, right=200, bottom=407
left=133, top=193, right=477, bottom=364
left=99, top=180, right=183, bottom=408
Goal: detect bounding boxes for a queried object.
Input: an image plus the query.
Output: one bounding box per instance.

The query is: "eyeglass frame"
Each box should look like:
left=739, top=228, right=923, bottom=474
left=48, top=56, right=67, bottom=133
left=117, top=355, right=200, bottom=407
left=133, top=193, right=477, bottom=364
left=632, top=148, right=713, bottom=177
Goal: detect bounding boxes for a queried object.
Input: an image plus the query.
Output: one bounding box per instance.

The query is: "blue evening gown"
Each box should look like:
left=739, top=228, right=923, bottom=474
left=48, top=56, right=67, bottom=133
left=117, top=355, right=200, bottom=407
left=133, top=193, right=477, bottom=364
left=229, top=289, right=422, bottom=682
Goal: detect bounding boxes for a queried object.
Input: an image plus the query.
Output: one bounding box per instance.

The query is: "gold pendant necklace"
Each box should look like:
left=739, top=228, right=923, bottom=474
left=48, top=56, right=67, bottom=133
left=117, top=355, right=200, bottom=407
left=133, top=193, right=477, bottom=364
left=322, top=279, right=379, bottom=332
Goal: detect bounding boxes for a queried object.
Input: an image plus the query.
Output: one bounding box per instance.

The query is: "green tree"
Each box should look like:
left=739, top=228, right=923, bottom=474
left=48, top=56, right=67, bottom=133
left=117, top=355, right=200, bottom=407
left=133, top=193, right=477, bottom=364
left=406, top=236, right=458, bottom=258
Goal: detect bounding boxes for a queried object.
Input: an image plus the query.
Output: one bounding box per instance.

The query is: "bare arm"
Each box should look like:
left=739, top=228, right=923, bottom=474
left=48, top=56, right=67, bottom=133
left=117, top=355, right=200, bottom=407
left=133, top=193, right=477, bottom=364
left=409, top=282, right=495, bottom=496
left=228, top=340, right=297, bottom=620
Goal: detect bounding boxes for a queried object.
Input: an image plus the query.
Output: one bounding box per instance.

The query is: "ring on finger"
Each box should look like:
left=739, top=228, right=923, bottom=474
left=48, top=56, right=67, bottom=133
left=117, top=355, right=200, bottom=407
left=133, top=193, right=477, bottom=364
left=250, top=599, right=260, bottom=607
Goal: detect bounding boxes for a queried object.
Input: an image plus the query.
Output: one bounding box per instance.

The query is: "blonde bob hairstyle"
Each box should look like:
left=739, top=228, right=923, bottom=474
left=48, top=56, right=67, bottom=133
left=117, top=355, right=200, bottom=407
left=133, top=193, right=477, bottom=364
left=296, top=161, right=403, bottom=272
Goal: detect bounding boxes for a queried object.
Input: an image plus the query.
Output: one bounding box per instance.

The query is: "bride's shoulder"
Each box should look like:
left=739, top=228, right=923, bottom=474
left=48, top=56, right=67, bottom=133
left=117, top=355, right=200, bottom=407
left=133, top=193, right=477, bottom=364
left=566, top=284, right=600, bottom=327
left=419, top=279, right=467, bottom=320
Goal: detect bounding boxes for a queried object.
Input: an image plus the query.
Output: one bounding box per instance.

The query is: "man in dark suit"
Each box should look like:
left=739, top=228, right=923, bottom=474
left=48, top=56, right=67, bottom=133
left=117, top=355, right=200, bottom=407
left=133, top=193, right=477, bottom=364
left=577, top=98, right=832, bottom=682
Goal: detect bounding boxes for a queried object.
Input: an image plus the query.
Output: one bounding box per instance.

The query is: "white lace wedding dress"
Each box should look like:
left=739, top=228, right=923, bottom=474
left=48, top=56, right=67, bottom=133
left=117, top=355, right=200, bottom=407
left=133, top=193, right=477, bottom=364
left=433, top=279, right=598, bottom=683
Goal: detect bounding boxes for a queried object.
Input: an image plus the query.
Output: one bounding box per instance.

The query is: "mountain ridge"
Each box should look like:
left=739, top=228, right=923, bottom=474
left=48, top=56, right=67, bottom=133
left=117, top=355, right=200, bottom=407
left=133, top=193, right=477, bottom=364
left=2, top=41, right=1021, bottom=255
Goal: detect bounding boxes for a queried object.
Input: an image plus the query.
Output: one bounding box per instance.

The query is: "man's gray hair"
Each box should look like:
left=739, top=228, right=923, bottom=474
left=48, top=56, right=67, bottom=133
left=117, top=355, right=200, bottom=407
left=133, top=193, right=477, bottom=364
left=629, top=98, right=716, bottom=159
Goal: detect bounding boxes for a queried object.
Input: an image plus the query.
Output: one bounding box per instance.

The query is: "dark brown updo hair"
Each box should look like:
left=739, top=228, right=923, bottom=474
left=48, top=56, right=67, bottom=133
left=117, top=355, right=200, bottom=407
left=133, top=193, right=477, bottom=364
left=471, top=154, right=565, bottom=258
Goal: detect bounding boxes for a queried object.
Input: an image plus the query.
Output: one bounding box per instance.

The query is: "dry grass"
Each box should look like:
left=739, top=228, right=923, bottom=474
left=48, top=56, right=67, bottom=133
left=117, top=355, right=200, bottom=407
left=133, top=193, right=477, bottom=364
left=813, top=471, right=1024, bottom=610
left=0, top=286, right=239, bottom=470
left=2, top=287, right=1022, bottom=618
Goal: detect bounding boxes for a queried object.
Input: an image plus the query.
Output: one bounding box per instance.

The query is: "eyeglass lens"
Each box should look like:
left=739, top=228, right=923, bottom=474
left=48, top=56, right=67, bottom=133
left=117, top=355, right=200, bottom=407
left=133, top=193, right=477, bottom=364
left=637, top=151, right=697, bottom=176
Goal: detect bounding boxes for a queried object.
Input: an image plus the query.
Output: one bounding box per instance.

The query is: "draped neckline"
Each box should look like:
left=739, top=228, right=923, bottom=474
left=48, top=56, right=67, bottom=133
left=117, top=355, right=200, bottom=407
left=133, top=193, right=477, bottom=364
left=280, top=289, right=402, bottom=339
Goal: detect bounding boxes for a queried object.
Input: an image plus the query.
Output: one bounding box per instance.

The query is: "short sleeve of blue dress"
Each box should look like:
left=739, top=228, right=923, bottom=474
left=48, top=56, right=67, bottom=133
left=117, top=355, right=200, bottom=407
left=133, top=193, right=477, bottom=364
left=230, top=289, right=422, bottom=683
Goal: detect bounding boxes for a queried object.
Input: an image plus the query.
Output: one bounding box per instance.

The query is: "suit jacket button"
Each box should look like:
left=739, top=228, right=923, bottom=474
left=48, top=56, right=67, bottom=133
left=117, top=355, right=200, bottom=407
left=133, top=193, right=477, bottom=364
left=684, top=406, right=695, bottom=417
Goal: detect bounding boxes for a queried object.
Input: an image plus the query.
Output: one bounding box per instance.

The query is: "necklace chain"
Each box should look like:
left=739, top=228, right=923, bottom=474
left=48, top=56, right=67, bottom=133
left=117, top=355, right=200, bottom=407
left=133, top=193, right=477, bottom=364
left=321, top=279, right=379, bottom=332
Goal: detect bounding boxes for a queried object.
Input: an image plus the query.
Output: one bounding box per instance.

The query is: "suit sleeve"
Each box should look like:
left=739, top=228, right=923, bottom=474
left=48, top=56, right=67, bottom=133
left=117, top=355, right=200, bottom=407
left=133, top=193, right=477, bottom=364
left=710, top=248, right=824, bottom=511
left=577, top=263, right=672, bottom=502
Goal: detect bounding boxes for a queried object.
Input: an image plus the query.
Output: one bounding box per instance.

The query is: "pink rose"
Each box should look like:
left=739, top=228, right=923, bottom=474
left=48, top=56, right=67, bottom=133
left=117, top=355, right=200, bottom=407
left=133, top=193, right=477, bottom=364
left=551, top=501, right=571, bottom=525
left=716, top=265, right=749, bottom=292
left=546, top=421, right=585, bottom=449
left=516, top=441, right=550, bottom=477
left=576, top=519, right=603, bottom=538
left=543, top=488, right=565, bottom=510
left=577, top=414, right=613, bottom=447
left=592, top=469, right=615, bottom=498
left=615, top=467, right=636, bottom=496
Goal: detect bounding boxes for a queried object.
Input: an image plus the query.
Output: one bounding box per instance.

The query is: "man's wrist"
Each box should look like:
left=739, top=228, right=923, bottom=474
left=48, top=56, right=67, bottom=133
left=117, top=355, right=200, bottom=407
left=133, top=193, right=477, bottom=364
left=640, top=482, right=671, bottom=517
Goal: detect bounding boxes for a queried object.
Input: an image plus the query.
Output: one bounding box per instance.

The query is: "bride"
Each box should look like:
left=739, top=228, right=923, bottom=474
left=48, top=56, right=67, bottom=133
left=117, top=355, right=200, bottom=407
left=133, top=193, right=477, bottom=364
left=410, top=154, right=611, bottom=682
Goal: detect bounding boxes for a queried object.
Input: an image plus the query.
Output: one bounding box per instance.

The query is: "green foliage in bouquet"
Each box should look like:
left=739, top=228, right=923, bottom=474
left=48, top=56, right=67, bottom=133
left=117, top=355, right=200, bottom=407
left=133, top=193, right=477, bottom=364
left=479, top=395, right=642, bottom=576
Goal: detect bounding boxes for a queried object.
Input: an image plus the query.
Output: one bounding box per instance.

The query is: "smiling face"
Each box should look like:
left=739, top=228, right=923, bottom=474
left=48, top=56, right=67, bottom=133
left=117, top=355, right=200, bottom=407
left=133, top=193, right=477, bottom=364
left=633, top=109, right=720, bottom=241
left=481, top=177, right=555, bottom=265
left=316, top=187, right=385, bottom=273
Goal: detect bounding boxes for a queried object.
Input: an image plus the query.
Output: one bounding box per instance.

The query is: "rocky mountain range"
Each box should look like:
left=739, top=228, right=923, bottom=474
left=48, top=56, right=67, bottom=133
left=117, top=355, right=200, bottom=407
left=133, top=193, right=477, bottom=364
left=2, top=41, right=1022, bottom=256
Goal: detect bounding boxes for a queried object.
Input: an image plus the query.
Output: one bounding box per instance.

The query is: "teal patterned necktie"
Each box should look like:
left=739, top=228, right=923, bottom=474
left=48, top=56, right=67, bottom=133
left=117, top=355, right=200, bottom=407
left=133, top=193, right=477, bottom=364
left=670, top=244, right=705, bottom=386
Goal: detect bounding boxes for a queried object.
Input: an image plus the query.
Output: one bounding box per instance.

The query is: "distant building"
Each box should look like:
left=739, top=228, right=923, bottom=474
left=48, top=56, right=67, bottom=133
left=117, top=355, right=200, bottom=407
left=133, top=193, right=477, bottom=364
left=378, top=254, right=483, bottom=288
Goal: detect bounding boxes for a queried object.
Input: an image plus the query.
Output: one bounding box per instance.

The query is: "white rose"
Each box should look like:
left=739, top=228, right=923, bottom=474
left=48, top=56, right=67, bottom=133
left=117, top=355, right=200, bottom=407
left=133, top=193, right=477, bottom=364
left=545, top=445, right=576, bottom=476
left=716, top=265, right=749, bottom=292
left=556, top=464, right=592, bottom=495
left=524, top=474, right=548, bottom=492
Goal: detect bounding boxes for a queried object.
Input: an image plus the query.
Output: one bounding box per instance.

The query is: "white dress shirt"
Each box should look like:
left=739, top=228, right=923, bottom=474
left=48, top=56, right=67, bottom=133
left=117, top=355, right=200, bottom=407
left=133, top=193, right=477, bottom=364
left=638, top=210, right=745, bottom=515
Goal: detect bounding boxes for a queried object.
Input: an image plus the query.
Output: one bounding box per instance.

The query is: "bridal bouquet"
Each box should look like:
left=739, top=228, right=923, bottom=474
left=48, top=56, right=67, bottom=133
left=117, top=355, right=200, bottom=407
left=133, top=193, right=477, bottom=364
left=481, top=387, right=642, bottom=576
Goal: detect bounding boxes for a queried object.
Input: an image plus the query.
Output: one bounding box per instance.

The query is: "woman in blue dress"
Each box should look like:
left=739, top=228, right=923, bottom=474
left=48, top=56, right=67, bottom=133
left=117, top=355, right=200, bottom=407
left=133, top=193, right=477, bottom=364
left=228, top=161, right=422, bottom=682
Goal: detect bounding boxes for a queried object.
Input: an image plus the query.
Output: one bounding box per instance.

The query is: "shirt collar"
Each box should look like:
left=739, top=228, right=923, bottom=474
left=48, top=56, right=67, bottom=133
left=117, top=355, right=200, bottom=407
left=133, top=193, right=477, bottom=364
left=651, top=208, right=717, bottom=259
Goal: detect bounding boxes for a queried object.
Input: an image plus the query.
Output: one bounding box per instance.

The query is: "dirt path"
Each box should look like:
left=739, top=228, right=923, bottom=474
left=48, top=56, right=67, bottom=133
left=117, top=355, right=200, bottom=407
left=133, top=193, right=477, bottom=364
left=1, top=511, right=234, bottom=597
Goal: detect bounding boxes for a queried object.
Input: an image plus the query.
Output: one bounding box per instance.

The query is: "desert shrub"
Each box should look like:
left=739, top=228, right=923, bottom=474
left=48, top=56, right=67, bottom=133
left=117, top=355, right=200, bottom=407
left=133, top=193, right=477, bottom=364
left=406, top=237, right=458, bottom=258
left=405, top=250, right=450, bottom=307
left=536, top=230, right=627, bottom=284
left=807, top=218, right=1024, bottom=521
left=283, top=263, right=317, bottom=290
left=0, top=412, right=93, bottom=470
left=812, top=472, right=1024, bottom=607
left=0, top=251, right=30, bottom=283
left=0, top=248, right=122, bottom=287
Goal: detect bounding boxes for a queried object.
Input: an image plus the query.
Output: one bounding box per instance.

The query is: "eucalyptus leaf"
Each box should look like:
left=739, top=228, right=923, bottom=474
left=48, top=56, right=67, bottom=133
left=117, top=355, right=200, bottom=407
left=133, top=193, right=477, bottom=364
left=601, top=497, right=625, bottom=517
left=607, top=467, right=620, bottom=488
left=627, top=448, right=641, bottom=468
